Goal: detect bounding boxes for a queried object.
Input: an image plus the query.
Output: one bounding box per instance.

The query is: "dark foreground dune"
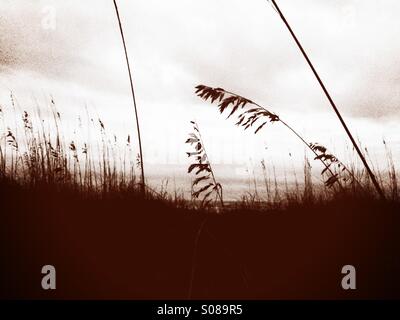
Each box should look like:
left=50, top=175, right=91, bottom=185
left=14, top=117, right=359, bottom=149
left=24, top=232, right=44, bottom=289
left=1, top=179, right=399, bottom=300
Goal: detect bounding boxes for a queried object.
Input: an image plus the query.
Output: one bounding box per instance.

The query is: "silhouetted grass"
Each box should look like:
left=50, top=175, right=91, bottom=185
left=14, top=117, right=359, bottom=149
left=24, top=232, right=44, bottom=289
left=1, top=93, right=399, bottom=299
left=195, top=84, right=399, bottom=205
left=0, top=93, right=399, bottom=209
left=1, top=169, right=400, bottom=299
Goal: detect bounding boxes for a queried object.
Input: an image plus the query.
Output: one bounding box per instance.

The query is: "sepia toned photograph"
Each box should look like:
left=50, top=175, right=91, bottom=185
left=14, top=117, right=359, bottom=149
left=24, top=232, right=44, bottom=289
left=1, top=0, right=399, bottom=304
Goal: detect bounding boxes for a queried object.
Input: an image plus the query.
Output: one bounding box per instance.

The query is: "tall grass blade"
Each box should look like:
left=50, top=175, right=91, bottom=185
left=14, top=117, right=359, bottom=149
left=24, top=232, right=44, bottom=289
left=268, top=0, right=385, bottom=199
left=113, top=0, right=145, bottom=194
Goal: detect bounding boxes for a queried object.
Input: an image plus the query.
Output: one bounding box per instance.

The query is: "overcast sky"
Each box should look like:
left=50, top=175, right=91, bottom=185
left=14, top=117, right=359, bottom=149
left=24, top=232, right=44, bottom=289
left=1, top=0, right=399, bottom=189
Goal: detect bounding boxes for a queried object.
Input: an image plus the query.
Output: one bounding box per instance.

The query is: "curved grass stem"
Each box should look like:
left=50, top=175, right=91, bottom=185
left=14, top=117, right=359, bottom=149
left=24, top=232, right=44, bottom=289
left=268, top=0, right=384, bottom=199
left=221, top=88, right=348, bottom=189
left=113, top=0, right=145, bottom=194
left=193, top=122, right=224, bottom=207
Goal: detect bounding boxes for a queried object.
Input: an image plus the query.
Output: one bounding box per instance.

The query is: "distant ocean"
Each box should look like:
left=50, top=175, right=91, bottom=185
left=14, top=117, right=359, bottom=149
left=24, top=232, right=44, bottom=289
left=145, top=164, right=311, bottom=201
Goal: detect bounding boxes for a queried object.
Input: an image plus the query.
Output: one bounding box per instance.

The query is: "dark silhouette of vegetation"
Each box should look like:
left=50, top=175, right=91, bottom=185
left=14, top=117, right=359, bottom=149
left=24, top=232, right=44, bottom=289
left=0, top=93, right=399, bottom=300
left=195, top=85, right=358, bottom=191
left=186, top=121, right=223, bottom=207
left=268, top=0, right=385, bottom=199
left=113, top=0, right=145, bottom=194
left=0, top=0, right=398, bottom=301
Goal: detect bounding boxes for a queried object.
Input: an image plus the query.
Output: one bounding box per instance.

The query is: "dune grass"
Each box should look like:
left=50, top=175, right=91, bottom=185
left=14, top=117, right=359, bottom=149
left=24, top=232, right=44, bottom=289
left=0, top=92, right=398, bottom=210
left=1, top=93, right=399, bottom=299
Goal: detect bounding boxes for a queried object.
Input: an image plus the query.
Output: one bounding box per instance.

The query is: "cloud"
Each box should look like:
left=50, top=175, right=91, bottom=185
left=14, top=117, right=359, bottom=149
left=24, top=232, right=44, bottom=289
left=1, top=1, right=75, bottom=75
left=0, top=0, right=120, bottom=86
left=0, top=0, right=399, bottom=182
left=1, top=0, right=400, bottom=120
